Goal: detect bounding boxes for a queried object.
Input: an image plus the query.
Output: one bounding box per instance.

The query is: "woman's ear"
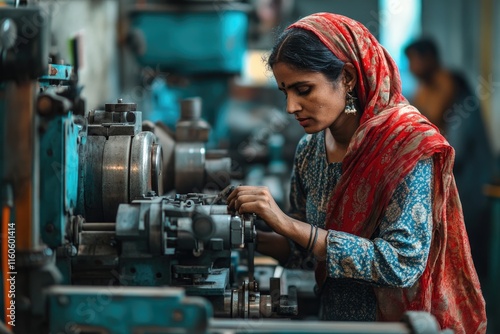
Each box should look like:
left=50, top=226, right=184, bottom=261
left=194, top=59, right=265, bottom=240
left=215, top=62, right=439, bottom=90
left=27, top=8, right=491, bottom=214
left=343, top=62, right=357, bottom=91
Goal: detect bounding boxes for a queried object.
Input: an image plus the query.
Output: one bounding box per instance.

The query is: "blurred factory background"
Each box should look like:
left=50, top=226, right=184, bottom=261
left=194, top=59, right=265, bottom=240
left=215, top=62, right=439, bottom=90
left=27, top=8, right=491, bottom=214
left=1, top=0, right=499, bottom=333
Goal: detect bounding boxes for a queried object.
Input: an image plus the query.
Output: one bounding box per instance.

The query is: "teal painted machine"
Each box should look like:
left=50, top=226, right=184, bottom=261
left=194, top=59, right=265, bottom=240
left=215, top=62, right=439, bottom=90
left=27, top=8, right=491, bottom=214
left=39, top=112, right=80, bottom=246
left=46, top=284, right=447, bottom=334
left=38, top=64, right=81, bottom=249
left=47, top=286, right=212, bottom=334
left=127, top=1, right=250, bottom=146
left=130, top=7, right=248, bottom=74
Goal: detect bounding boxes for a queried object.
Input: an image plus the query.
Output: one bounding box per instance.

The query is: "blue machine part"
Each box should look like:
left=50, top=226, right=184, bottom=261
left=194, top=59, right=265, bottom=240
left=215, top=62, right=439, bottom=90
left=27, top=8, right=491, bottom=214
left=39, top=112, right=80, bottom=248
left=148, top=77, right=230, bottom=148
left=38, top=64, right=73, bottom=87
left=46, top=284, right=444, bottom=334
left=118, top=258, right=173, bottom=286
left=47, top=286, right=212, bottom=334
left=147, top=78, right=181, bottom=129
left=130, top=9, right=248, bottom=74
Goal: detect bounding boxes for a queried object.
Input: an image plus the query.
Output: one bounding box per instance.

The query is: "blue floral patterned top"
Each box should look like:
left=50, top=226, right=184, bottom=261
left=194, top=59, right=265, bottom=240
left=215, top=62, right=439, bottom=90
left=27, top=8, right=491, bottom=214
left=287, top=131, right=433, bottom=321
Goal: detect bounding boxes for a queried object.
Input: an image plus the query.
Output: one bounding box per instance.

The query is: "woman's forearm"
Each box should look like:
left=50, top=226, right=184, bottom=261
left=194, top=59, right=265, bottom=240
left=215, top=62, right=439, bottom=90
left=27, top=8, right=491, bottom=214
left=256, top=231, right=291, bottom=264
left=275, top=217, right=328, bottom=261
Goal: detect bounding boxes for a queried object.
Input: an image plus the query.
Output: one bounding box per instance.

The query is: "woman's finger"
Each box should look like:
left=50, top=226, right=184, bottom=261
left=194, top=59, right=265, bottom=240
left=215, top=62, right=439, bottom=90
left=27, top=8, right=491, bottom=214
left=233, top=194, right=258, bottom=211
left=235, top=194, right=272, bottom=214
left=227, top=186, right=270, bottom=206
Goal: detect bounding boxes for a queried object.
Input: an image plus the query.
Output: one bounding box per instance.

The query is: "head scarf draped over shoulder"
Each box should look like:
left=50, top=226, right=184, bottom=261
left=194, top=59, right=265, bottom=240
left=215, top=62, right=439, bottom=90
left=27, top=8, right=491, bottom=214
left=289, top=13, right=486, bottom=334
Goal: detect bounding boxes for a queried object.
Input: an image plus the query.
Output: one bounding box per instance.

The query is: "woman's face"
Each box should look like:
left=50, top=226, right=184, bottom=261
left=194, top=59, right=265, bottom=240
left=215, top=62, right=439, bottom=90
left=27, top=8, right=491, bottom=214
left=272, top=62, right=350, bottom=134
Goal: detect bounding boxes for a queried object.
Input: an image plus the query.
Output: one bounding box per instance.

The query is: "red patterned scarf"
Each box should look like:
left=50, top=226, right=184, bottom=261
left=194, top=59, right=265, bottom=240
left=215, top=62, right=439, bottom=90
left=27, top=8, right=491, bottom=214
left=290, top=13, right=486, bottom=334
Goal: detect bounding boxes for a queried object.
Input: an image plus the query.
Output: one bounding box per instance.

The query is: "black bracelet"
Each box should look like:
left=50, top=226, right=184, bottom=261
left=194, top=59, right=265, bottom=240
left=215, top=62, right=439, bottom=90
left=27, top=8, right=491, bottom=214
left=305, top=224, right=314, bottom=251
left=308, top=226, right=319, bottom=253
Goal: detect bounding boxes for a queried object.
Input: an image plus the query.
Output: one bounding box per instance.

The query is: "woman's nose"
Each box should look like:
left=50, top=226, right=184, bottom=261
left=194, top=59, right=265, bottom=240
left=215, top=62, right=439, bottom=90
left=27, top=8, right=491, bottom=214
left=286, top=95, right=301, bottom=114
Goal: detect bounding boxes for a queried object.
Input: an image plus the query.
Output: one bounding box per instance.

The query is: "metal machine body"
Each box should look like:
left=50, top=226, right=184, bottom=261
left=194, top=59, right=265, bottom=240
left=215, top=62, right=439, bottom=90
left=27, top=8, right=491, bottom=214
left=78, top=99, right=163, bottom=222
left=174, top=97, right=232, bottom=194
left=144, top=96, right=232, bottom=195
left=47, top=286, right=211, bottom=334
left=46, top=286, right=447, bottom=334
left=0, top=6, right=61, bottom=334
left=129, top=2, right=248, bottom=74
left=127, top=1, right=250, bottom=145
left=38, top=63, right=82, bottom=248
left=65, top=192, right=298, bottom=320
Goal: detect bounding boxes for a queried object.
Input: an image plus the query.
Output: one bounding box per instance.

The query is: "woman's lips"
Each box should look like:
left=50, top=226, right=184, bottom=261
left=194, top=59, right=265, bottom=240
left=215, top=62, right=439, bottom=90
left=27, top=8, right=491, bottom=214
left=297, top=118, right=310, bottom=127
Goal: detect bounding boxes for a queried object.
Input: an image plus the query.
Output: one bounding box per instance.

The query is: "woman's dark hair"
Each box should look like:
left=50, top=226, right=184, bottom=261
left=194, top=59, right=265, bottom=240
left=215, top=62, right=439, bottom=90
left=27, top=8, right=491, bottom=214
left=267, top=28, right=345, bottom=83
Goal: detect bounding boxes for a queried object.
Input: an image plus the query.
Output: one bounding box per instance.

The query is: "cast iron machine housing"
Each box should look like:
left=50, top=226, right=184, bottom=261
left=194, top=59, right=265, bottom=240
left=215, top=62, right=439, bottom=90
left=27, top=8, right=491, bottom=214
left=78, top=99, right=163, bottom=222
left=67, top=192, right=298, bottom=319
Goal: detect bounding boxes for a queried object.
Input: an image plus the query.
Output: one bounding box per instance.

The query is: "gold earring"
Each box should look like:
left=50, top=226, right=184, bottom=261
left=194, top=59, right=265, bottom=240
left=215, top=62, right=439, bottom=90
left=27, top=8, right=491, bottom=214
left=345, top=91, right=357, bottom=115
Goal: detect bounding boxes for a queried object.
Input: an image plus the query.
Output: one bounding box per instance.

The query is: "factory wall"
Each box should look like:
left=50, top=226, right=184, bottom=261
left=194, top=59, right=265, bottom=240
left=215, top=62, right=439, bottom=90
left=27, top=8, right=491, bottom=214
left=38, top=0, right=120, bottom=110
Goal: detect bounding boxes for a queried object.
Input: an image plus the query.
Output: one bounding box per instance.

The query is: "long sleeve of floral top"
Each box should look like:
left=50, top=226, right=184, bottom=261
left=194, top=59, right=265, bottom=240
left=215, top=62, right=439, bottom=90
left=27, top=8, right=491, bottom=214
left=287, top=132, right=432, bottom=302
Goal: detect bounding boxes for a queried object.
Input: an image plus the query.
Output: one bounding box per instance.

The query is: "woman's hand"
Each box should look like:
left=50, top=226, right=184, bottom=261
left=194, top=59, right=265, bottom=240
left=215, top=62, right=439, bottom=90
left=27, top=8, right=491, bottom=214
left=226, top=186, right=288, bottom=234
left=227, top=185, right=328, bottom=261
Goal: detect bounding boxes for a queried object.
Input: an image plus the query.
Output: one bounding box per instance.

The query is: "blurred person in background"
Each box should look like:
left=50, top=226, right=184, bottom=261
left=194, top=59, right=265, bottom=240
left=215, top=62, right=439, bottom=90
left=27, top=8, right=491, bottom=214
left=405, top=38, right=494, bottom=281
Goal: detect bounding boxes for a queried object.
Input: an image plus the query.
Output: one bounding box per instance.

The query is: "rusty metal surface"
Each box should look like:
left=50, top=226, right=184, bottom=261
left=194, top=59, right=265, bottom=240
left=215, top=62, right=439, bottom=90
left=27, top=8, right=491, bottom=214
left=4, top=82, right=40, bottom=251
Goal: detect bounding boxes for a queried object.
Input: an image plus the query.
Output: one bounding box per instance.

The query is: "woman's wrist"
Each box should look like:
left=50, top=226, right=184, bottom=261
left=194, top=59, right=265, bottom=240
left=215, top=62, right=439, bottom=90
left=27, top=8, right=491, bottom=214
left=273, top=213, right=292, bottom=236
left=255, top=231, right=291, bottom=264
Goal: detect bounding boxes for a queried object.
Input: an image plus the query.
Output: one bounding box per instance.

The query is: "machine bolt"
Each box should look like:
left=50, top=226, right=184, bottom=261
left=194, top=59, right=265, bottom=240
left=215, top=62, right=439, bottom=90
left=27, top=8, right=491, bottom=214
left=117, top=98, right=123, bottom=103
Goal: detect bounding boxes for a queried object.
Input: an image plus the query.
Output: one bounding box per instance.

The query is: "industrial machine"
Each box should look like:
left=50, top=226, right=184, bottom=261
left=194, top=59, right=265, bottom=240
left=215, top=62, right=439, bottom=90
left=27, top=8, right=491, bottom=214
left=125, top=0, right=250, bottom=147
left=65, top=192, right=298, bottom=320
left=1, top=4, right=452, bottom=334
left=77, top=98, right=162, bottom=222
left=143, top=96, right=233, bottom=195
left=124, top=0, right=303, bottom=212
left=38, top=66, right=258, bottom=321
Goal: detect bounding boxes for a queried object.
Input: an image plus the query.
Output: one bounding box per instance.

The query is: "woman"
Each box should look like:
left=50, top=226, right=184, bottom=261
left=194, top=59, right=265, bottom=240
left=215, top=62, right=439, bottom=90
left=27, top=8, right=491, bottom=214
left=227, top=13, right=487, bottom=334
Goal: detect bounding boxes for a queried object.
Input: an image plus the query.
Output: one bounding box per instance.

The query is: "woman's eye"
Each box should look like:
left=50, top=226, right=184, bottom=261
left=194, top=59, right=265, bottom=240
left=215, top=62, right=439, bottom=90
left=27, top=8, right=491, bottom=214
left=297, top=87, right=311, bottom=96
